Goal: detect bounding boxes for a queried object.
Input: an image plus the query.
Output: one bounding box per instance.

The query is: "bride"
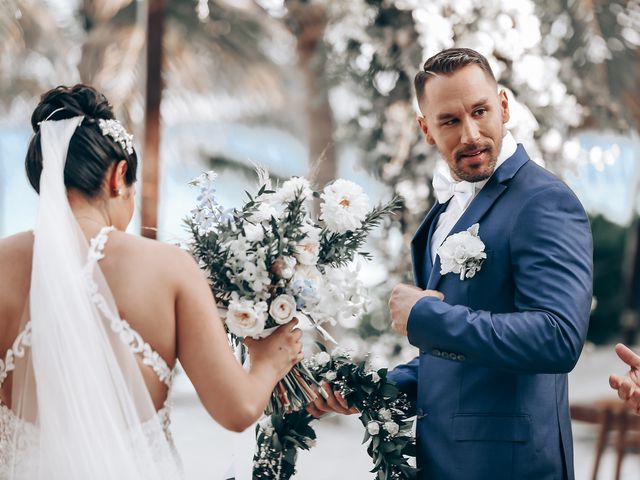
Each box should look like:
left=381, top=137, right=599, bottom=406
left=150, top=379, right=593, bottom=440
left=0, top=84, right=302, bottom=479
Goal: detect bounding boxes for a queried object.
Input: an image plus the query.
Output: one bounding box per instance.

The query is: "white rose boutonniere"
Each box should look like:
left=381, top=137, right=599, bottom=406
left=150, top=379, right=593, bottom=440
left=437, top=223, right=487, bottom=280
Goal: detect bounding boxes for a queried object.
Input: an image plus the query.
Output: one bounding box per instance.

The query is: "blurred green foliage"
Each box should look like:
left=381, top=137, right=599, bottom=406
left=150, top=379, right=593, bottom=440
left=588, top=215, right=627, bottom=343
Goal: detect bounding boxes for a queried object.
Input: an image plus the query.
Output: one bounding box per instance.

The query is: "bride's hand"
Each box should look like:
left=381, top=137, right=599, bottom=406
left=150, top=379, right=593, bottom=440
left=244, top=319, right=304, bottom=382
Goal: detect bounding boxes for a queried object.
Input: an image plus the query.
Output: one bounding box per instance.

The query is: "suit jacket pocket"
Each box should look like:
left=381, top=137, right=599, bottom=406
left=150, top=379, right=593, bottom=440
left=453, top=413, right=531, bottom=443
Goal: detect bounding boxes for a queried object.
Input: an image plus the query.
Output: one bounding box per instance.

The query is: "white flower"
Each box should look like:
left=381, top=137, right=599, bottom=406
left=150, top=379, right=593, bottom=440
left=272, top=256, right=297, bottom=280
left=369, top=372, right=381, bottom=383
left=315, top=351, right=331, bottom=366
left=437, top=223, right=487, bottom=280
left=249, top=202, right=278, bottom=223
left=378, top=408, right=392, bottom=421
left=383, top=421, right=399, bottom=437
left=367, top=421, right=380, bottom=435
left=320, top=179, right=370, bottom=233
left=189, top=170, right=218, bottom=187
left=259, top=417, right=274, bottom=436
left=241, top=261, right=271, bottom=292
left=291, top=264, right=323, bottom=287
left=276, top=177, right=313, bottom=203
left=243, top=223, right=264, bottom=242
left=295, top=226, right=321, bottom=266
left=226, top=297, right=267, bottom=338
left=269, top=294, right=297, bottom=325
left=325, top=370, right=337, bottom=381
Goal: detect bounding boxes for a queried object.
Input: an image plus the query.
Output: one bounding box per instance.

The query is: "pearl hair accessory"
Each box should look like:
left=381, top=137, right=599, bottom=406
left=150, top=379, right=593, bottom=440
left=98, top=118, right=134, bottom=155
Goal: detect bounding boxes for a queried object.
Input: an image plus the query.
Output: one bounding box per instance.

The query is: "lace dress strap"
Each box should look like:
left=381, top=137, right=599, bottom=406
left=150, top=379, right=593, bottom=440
left=85, top=226, right=173, bottom=387
left=0, top=322, right=32, bottom=390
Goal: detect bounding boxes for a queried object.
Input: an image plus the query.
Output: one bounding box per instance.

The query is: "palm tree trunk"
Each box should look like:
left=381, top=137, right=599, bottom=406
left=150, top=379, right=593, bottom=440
left=286, top=1, right=336, bottom=193
left=141, top=0, right=165, bottom=239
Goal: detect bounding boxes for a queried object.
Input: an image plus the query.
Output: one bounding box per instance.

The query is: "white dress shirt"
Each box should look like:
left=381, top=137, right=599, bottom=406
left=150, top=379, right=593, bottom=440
left=430, top=131, right=518, bottom=264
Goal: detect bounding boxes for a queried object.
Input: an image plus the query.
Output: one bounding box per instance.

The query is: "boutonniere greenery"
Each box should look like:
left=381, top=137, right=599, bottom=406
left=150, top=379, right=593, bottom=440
left=437, top=223, right=487, bottom=280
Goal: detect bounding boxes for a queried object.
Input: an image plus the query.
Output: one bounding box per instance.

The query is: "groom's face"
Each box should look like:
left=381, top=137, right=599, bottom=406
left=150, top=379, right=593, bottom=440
left=417, top=65, right=510, bottom=182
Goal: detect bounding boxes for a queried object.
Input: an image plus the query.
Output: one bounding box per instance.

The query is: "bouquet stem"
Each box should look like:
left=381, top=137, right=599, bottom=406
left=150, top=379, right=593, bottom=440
left=266, top=363, right=320, bottom=416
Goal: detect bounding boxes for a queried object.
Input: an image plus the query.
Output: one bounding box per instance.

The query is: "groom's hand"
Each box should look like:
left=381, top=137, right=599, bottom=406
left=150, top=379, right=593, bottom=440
left=389, top=284, right=444, bottom=336
left=306, top=383, right=358, bottom=418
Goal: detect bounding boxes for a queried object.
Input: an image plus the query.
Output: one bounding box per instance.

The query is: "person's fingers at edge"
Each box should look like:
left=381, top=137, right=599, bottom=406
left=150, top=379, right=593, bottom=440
left=615, top=343, right=640, bottom=369
left=610, top=374, right=623, bottom=389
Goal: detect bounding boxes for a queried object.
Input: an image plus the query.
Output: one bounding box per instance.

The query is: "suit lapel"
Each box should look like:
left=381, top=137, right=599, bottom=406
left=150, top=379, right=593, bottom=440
left=426, top=144, right=530, bottom=290
left=411, top=201, right=449, bottom=288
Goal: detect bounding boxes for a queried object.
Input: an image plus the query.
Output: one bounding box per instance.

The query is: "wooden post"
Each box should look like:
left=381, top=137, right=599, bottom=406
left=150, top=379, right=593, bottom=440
left=141, top=0, right=165, bottom=239
left=286, top=0, right=336, bottom=201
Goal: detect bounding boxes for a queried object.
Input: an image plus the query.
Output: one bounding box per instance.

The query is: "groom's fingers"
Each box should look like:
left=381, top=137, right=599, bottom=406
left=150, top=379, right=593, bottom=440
left=306, top=403, right=325, bottom=418
left=321, top=384, right=352, bottom=414
left=335, top=391, right=359, bottom=415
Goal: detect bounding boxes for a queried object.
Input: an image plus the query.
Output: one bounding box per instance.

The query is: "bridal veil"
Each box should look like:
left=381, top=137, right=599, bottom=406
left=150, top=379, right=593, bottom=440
left=6, top=116, right=182, bottom=479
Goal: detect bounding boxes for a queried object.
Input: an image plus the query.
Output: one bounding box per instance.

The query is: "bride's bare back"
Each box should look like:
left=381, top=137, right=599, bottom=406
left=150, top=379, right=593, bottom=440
left=0, top=223, right=302, bottom=430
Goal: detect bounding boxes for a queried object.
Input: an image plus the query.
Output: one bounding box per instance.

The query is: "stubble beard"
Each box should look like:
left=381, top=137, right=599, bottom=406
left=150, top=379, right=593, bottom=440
left=451, top=137, right=502, bottom=183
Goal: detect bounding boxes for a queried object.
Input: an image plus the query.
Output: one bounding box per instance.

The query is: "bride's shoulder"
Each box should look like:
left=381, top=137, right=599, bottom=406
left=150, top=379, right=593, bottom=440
left=109, top=231, right=196, bottom=270
left=0, top=231, right=34, bottom=262
left=0, top=232, right=33, bottom=299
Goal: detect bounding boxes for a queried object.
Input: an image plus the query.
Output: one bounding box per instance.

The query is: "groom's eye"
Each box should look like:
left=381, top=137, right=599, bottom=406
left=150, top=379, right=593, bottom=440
left=473, top=108, right=487, bottom=117
left=442, top=118, right=458, bottom=126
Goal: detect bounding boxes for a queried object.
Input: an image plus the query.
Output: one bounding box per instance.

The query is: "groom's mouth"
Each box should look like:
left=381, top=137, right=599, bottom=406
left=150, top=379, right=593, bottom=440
left=457, top=147, right=490, bottom=165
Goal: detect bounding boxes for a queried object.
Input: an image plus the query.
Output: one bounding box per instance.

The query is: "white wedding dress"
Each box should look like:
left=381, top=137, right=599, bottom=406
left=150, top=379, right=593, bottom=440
left=0, top=116, right=184, bottom=479
left=0, top=226, right=181, bottom=478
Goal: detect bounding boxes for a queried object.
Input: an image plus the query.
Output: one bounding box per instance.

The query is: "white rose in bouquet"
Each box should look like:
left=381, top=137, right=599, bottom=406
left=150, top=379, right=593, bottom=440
left=291, top=264, right=323, bottom=287
left=243, top=223, right=264, bottom=242
left=315, top=351, right=331, bottom=366
left=275, top=177, right=313, bottom=204
left=269, top=294, right=297, bottom=324
left=320, top=179, right=370, bottom=233
left=272, top=256, right=297, bottom=280
left=378, top=408, right=393, bottom=421
left=249, top=202, right=278, bottom=223
left=383, top=421, right=400, bottom=437
left=226, top=296, right=268, bottom=338
left=294, top=226, right=321, bottom=266
left=367, top=421, right=380, bottom=435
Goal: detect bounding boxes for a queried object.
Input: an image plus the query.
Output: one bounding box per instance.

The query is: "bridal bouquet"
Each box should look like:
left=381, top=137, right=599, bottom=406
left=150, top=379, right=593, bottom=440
left=187, top=169, right=400, bottom=415
left=253, top=346, right=417, bottom=480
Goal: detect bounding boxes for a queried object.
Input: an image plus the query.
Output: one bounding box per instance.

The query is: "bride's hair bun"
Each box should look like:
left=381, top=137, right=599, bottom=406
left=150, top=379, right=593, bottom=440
left=30, top=84, right=114, bottom=131
left=26, top=84, right=138, bottom=196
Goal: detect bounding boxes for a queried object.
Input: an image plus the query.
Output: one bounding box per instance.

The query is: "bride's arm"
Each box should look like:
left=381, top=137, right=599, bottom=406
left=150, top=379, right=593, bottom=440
left=173, top=249, right=302, bottom=432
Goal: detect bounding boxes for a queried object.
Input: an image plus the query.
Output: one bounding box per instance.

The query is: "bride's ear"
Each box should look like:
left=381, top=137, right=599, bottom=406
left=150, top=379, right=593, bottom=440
left=108, top=160, right=129, bottom=197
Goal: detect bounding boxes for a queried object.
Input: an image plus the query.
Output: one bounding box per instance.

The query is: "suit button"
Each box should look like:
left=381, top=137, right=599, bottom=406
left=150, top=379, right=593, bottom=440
left=448, top=352, right=458, bottom=360
left=432, top=349, right=441, bottom=357
left=457, top=354, right=466, bottom=362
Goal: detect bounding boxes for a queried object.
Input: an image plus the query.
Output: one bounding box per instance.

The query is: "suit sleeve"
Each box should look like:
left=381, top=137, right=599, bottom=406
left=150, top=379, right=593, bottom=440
left=407, top=185, right=593, bottom=374
left=387, top=357, right=419, bottom=416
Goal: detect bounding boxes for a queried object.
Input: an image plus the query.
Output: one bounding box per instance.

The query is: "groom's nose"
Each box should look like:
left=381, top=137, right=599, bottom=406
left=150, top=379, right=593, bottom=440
left=460, top=117, right=480, bottom=145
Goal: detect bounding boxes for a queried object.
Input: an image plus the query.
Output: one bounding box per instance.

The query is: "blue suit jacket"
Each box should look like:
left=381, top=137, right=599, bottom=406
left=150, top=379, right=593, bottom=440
left=388, top=146, right=593, bottom=480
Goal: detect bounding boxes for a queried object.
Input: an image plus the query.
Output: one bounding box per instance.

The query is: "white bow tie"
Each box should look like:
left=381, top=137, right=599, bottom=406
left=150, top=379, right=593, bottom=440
left=432, top=169, right=475, bottom=209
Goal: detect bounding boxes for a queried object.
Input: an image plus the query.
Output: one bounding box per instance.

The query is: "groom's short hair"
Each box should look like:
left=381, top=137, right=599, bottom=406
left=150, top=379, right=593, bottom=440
left=415, top=48, right=496, bottom=104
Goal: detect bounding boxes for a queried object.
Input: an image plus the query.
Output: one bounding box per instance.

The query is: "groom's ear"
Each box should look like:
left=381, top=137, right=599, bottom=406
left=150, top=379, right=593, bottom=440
left=498, top=89, right=510, bottom=125
left=417, top=116, right=435, bottom=145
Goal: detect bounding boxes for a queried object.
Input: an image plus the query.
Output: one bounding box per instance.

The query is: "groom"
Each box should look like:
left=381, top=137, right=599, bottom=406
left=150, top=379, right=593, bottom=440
left=386, top=48, right=593, bottom=479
